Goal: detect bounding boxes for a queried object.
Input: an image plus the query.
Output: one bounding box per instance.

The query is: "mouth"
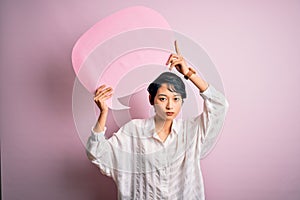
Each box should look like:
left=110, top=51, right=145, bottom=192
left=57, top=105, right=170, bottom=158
left=166, top=112, right=174, bottom=116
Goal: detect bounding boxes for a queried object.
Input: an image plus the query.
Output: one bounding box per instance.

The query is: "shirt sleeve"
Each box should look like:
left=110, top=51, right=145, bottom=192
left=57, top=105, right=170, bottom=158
left=86, top=126, right=115, bottom=177
left=195, top=84, right=229, bottom=159
left=86, top=120, right=136, bottom=178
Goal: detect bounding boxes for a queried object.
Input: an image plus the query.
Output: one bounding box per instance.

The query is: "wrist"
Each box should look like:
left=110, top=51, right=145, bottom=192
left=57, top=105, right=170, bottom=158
left=184, top=67, right=196, bottom=80
left=100, top=109, right=109, bottom=114
left=98, top=110, right=108, bottom=120
left=93, top=124, right=106, bottom=133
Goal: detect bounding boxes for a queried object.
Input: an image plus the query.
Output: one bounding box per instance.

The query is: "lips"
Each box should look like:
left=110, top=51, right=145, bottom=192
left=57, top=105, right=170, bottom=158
left=166, top=112, right=174, bottom=116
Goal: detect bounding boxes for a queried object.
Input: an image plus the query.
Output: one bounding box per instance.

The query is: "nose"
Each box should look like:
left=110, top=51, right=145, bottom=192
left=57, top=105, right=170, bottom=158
left=166, top=99, right=173, bottom=110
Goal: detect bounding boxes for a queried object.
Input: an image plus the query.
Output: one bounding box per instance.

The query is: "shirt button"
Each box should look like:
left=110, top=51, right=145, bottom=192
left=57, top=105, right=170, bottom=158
left=162, top=167, right=166, bottom=175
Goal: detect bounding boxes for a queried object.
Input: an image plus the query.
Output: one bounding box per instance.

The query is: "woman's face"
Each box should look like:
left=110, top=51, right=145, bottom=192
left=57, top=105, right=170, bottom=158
left=153, top=83, right=183, bottom=121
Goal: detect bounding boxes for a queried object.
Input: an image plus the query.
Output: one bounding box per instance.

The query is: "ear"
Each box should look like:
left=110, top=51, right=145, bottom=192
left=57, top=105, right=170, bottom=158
left=149, top=94, right=154, bottom=105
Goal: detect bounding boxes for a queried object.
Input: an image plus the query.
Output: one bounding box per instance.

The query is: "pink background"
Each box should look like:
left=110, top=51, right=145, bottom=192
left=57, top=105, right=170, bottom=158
left=1, top=0, right=300, bottom=199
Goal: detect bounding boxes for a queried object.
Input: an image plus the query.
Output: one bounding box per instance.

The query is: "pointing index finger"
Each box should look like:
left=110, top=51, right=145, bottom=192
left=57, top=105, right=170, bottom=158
left=174, top=40, right=181, bottom=55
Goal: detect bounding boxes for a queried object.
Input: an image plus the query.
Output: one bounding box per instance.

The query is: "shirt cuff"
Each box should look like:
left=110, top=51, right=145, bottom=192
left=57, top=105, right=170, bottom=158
left=91, top=126, right=107, bottom=141
left=199, top=84, right=229, bottom=108
left=199, top=84, right=213, bottom=99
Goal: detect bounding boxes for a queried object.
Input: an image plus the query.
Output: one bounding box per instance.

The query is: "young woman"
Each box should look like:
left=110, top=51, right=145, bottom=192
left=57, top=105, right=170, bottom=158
left=86, top=43, right=229, bottom=199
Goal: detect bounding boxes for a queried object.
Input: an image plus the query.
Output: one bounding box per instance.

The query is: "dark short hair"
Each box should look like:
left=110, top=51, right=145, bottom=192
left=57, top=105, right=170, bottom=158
left=147, top=72, right=186, bottom=105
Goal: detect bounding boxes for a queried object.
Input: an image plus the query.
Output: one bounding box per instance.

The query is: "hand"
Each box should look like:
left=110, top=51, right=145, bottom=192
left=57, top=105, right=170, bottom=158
left=94, top=85, right=113, bottom=112
left=166, top=40, right=194, bottom=75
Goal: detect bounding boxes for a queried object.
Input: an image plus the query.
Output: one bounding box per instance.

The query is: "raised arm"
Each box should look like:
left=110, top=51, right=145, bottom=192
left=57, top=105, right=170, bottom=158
left=93, top=85, right=113, bottom=132
left=167, top=41, right=229, bottom=158
left=166, top=40, right=209, bottom=92
left=86, top=85, right=114, bottom=176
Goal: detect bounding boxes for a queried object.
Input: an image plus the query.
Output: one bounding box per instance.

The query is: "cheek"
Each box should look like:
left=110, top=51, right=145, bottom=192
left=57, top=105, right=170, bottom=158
left=153, top=104, right=167, bottom=115
left=175, top=103, right=182, bottom=111
left=153, top=103, right=164, bottom=111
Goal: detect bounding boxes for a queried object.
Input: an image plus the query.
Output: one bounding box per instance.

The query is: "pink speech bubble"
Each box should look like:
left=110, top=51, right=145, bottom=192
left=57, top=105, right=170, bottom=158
left=71, top=6, right=172, bottom=89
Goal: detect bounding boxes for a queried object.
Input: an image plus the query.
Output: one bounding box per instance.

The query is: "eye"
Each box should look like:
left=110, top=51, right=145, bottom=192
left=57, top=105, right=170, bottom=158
left=159, top=97, right=167, bottom=101
left=174, top=97, right=181, bottom=102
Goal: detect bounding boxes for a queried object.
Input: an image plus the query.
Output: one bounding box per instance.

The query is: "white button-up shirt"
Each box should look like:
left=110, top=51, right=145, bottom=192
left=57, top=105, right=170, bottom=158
left=86, top=85, right=229, bottom=200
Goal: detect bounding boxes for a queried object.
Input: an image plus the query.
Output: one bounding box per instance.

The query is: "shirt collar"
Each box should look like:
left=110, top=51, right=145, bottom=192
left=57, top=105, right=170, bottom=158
left=148, top=115, right=179, bottom=136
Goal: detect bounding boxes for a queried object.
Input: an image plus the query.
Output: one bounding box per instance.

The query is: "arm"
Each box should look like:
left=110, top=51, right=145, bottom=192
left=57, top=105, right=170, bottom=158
left=197, top=84, right=229, bottom=158
left=167, top=41, right=229, bottom=158
left=86, top=127, right=113, bottom=177
left=86, top=85, right=114, bottom=176
left=87, top=119, right=137, bottom=177
left=166, top=40, right=208, bottom=93
left=93, top=85, right=112, bottom=132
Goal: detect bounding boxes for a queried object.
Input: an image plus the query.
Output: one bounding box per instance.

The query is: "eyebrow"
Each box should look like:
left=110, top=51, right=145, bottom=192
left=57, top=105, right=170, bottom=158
left=158, top=94, right=181, bottom=97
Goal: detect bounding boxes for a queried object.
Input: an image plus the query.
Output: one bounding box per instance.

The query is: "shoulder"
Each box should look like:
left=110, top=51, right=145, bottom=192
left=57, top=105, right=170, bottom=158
left=119, top=118, right=149, bottom=132
left=119, top=117, right=154, bottom=139
left=122, top=118, right=146, bottom=127
left=180, top=115, right=202, bottom=129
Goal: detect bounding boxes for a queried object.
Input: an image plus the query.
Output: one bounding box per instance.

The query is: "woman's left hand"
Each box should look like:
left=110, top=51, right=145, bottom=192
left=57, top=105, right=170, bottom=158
left=166, top=41, right=195, bottom=75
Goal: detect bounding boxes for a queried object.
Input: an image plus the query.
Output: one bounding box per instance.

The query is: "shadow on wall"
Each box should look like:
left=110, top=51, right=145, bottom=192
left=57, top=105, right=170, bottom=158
left=38, top=51, right=118, bottom=199
left=63, top=159, right=118, bottom=200
left=40, top=59, right=75, bottom=115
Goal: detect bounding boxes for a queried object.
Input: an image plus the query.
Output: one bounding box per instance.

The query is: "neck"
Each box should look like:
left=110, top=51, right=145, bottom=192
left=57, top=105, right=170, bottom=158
left=154, top=115, right=172, bottom=134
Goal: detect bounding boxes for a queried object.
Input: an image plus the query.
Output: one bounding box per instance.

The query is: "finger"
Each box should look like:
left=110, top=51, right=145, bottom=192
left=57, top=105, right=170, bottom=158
left=166, top=54, right=173, bottom=65
left=175, top=65, right=182, bottom=72
left=168, top=57, right=180, bottom=70
left=94, top=93, right=113, bottom=105
left=94, top=92, right=113, bottom=102
left=94, top=91, right=113, bottom=100
left=101, top=93, right=113, bottom=101
left=95, top=88, right=113, bottom=100
left=170, top=60, right=182, bottom=71
left=95, top=85, right=106, bottom=95
left=166, top=54, right=180, bottom=65
left=174, top=40, right=181, bottom=55
left=94, top=87, right=113, bottom=99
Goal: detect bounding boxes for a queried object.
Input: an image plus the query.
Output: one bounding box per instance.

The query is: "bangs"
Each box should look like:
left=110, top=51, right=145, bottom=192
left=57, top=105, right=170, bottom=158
left=166, top=83, right=178, bottom=94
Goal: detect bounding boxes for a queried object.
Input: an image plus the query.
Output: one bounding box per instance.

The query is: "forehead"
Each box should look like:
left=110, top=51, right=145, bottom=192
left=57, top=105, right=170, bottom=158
left=156, top=83, right=181, bottom=96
